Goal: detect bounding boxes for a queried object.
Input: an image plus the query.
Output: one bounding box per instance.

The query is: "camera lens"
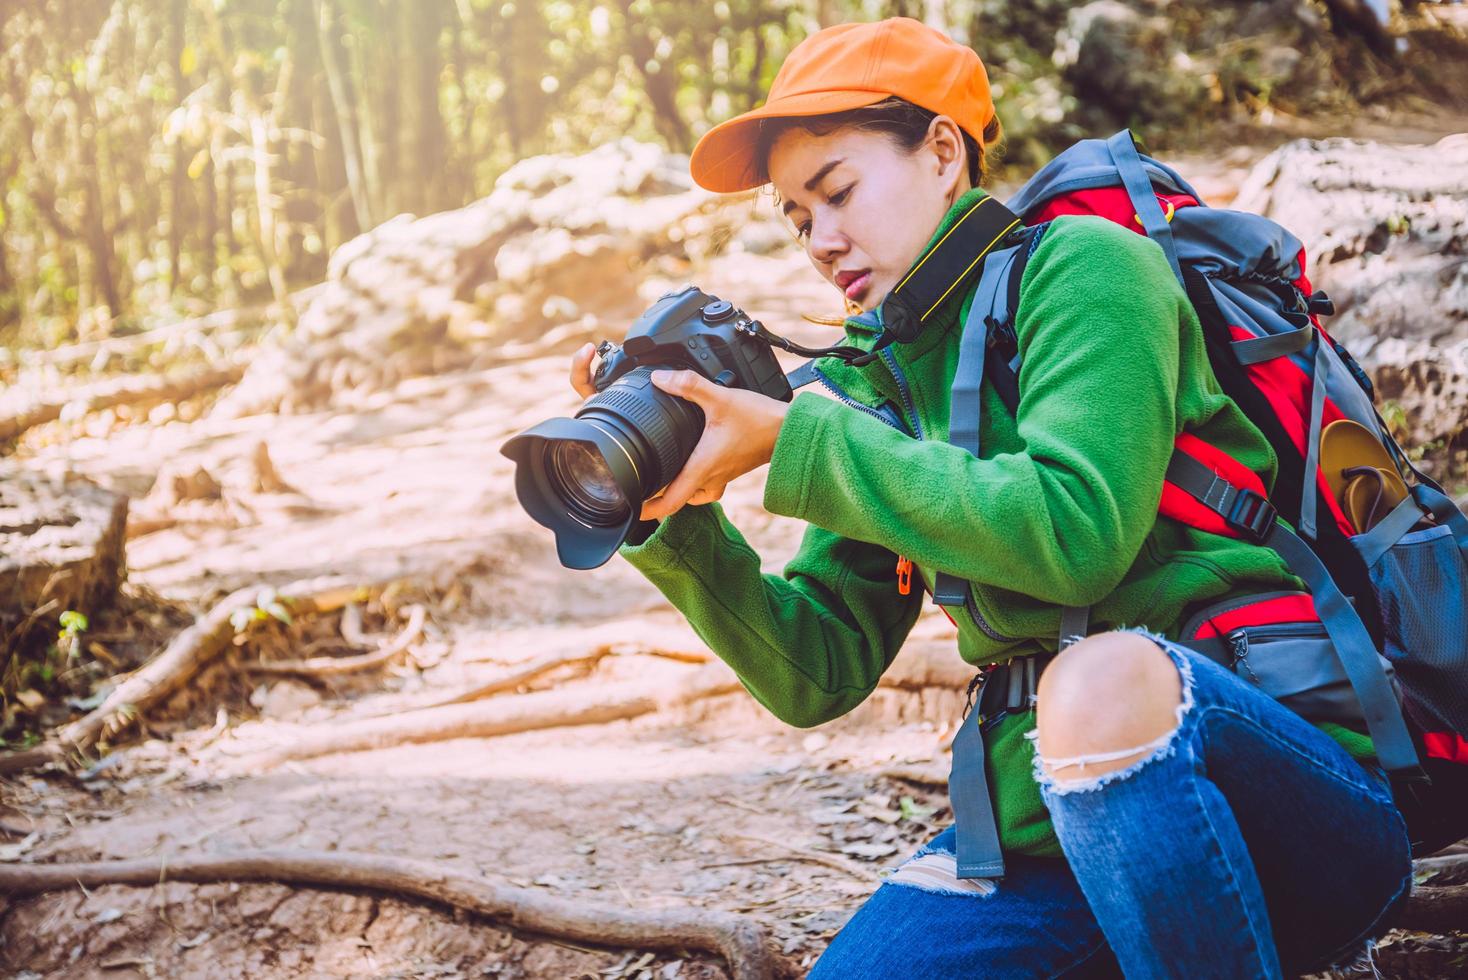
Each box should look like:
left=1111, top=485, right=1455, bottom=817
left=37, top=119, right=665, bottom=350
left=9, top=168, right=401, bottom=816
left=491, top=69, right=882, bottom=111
left=545, top=440, right=628, bottom=525
left=500, top=366, right=705, bottom=569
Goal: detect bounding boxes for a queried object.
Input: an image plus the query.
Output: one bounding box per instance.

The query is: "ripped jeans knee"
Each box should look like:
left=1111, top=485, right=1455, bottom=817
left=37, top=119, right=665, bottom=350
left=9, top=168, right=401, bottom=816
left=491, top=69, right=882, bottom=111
left=1030, top=628, right=1196, bottom=795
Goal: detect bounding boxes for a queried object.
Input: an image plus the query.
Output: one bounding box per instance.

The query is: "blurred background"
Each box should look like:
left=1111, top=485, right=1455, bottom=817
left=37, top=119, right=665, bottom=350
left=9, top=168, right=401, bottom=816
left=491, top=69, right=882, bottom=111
left=2, top=0, right=1465, bottom=348
left=2, top=3, right=1468, bottom=977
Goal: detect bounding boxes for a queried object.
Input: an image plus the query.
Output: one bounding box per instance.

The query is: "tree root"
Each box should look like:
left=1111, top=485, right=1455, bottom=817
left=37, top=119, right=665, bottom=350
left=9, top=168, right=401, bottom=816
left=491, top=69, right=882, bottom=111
left=0, top=363, right=246, bottom=443
left=0, top=576, right=370, bottom=774
left=0, top=850, right=776, bottom=980
left=249, top=604, right=426, bottom=677
left=230, top=664, right=742, bottom=770
left=1392, top=883, right=1468, bottom=935
left=419, top=641, right=711, bottom=711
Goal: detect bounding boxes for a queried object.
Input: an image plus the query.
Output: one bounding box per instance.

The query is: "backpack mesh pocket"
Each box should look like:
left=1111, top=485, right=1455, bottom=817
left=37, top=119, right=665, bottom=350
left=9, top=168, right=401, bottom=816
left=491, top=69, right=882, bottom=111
left=1367, top=524, right=1468, bottom=734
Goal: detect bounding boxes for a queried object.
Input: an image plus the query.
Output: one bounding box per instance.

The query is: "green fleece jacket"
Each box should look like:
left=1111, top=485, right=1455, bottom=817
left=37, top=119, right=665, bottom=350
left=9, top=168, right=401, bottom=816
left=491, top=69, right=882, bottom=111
left=621, top=187, right=1371, bottom=857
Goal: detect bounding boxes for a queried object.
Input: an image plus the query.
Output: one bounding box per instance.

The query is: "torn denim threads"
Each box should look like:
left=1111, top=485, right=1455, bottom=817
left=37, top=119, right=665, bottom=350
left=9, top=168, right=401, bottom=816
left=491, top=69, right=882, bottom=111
left=808, top=825, right=1121, bottom=979
left=1037, top=632, right=1413, bottom=979
left=1029, top=632, right=1196, bottom=794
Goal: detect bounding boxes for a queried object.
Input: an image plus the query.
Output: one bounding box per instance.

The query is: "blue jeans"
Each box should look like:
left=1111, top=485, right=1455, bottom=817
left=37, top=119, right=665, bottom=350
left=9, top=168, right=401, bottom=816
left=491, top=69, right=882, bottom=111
left=810, top=634, right=1413, bottom=979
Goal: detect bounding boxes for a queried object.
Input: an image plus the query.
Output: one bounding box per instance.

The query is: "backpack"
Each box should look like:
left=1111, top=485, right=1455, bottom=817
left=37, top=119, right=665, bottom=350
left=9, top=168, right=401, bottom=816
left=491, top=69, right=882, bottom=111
left=929, top=131, right=1468, bottom=874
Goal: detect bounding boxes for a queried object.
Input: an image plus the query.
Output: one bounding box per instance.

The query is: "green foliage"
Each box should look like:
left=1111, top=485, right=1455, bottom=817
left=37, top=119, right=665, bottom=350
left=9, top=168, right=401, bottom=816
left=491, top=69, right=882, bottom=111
left=229, top=587, right=293, bottom=633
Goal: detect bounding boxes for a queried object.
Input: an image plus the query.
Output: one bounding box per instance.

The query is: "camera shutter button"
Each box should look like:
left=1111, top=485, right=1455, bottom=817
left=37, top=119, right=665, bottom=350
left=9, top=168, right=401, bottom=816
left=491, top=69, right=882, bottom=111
left=701, top=300, right=734, bottom=322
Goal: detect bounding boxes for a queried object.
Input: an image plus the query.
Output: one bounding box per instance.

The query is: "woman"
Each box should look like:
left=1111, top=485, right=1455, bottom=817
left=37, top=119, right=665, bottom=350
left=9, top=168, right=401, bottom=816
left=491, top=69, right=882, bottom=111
left=570, top=18, right=1412, bottom=978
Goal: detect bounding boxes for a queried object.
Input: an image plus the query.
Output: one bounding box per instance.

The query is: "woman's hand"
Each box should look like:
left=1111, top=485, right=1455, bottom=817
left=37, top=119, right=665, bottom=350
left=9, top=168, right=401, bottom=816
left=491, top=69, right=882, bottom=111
left=569, top=342, right=598, bottom=399
left=641, top=369, right=790, bottom=521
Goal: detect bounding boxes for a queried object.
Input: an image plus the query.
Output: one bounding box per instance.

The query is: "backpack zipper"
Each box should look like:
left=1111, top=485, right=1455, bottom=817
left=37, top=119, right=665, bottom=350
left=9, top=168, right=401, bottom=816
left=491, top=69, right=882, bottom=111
left=1225, top=622, right=1327, bottom=679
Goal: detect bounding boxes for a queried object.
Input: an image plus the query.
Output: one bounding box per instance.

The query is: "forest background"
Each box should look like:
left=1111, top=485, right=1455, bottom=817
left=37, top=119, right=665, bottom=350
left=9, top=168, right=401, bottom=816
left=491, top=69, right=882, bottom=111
left=3, top=0, right=1463, bottom=354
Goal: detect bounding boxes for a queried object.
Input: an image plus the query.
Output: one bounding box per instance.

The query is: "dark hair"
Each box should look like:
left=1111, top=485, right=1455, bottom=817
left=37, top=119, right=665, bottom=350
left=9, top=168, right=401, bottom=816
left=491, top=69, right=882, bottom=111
left=755, top=96, right=1002, bottom=189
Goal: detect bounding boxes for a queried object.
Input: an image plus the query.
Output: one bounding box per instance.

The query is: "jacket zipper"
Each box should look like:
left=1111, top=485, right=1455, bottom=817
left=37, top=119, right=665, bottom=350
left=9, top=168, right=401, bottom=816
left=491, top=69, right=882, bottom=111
left=878, top=350, right=1018, bottom=641
left=879, top=347, right=925, bottom=440
left=811, top=368, right=908, bottom=433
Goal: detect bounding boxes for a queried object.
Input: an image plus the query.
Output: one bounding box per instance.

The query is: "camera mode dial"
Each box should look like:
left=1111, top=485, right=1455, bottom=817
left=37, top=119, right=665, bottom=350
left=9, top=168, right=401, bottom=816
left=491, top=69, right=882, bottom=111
left=700, top=300, right=734, bottom=322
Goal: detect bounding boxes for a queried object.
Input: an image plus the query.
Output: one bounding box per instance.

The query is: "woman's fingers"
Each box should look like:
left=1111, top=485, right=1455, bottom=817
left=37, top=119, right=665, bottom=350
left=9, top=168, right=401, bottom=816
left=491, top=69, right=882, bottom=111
left=686, top=484, right=727, bottom=506
left=569, top=342, right=597, bottom=399
left=650, top=369, right=720, bottom=407
left=641, top=481, right=725, bottom=521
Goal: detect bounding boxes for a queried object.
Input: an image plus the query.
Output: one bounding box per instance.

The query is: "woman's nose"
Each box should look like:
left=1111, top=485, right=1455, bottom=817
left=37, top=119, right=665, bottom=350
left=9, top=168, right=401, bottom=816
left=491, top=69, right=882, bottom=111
left=808, top=217, right=847, bottom=264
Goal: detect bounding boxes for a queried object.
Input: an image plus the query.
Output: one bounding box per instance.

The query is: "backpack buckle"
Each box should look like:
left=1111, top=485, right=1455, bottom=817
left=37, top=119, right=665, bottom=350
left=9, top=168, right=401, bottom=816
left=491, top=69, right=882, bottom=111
left=1226, top=489, right=1277, bottom=542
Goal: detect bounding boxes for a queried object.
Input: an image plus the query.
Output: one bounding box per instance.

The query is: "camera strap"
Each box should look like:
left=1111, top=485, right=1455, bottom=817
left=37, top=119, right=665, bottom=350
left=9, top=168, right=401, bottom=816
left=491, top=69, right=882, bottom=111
left=770, top=194, right=1023, bottom=385
left=878, top=194, right=1023, bottom=348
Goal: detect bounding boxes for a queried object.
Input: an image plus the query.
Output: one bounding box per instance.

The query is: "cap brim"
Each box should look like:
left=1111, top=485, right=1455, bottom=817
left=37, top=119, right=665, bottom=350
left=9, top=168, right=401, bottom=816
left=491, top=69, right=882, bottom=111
left=689, top=89, right=892, bottom=194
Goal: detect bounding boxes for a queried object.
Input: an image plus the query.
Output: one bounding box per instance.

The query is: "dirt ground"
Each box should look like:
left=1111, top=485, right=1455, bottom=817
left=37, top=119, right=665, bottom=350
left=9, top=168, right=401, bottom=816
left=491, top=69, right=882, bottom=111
left=3, top=123, right=1467, bottom=978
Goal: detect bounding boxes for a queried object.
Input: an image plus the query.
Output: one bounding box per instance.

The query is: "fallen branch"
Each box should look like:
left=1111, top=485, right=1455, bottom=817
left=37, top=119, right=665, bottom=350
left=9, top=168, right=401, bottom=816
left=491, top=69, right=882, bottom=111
left=0, top=850, right=775, bottom=980
left=0, top=576, right=369, bottom=774
left=249, top=604, right=426, bottom=677
left=0, top=364, right=246, bottom=444
left=231, top=664, right=742, bottom=769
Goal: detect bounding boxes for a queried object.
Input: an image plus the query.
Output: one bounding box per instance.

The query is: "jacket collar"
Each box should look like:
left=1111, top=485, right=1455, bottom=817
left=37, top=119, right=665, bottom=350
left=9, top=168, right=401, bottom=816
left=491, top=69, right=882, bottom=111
left=842, top=186, right=1003, bottom=358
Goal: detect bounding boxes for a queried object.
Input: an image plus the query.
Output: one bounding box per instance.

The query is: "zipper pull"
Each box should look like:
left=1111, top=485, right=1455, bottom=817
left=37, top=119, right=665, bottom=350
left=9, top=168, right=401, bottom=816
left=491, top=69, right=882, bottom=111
left=1226, top=628, right=1248, bottom=667
left=895, top=556, right=913, bottom=595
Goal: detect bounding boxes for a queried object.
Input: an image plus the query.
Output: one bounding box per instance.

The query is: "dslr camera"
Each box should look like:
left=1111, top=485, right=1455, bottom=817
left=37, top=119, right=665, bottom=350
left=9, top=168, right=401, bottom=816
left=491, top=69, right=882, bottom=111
left=501, top=286, right=792, bottom=569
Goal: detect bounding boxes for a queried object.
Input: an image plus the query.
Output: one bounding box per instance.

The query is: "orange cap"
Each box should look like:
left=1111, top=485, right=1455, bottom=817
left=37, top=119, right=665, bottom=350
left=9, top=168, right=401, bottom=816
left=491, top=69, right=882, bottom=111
left=689, top=18, right=995, bottom=194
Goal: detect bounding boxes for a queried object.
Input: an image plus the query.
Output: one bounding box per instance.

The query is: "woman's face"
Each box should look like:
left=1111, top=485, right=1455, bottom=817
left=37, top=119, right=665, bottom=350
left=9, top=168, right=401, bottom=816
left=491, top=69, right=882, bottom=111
left=767, top=118, right=969, bottom=311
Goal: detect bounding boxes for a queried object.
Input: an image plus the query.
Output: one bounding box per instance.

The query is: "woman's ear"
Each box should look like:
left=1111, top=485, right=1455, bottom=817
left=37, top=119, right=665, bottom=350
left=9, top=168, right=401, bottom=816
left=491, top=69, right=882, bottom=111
left=926, top=115, right=970, bottom=202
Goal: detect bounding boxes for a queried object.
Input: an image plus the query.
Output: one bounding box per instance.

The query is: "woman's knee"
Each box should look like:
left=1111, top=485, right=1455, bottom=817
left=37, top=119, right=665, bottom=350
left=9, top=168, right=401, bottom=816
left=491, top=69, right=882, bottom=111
left=1035, top=631, right=1184, bottom=780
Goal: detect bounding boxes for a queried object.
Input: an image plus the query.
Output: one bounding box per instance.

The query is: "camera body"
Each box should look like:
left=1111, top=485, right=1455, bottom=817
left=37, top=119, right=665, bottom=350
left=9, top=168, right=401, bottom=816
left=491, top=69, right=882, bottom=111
left=501, top=284, right=793, bottom=570
left=592, top=285, right=793, bottom=403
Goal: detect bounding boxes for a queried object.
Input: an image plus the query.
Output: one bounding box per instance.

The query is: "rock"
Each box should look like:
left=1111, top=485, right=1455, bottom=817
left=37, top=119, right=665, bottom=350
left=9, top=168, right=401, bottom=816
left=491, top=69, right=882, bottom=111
left=1052, top=1, right=1206, bottom=125
left=1232, top=134, right=1468, bottom=472
left=0, top=470, right=127, bottom=695
left=211, top=139, right=738, bottom=419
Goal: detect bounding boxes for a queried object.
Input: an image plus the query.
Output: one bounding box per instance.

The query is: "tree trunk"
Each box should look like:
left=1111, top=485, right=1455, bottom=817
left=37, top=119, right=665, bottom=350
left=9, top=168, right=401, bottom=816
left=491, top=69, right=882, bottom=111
left=407, top=0, right=446, bottom=215
left=316, top=0, right=375, bottom=232
left=168, top=0, right=187, bottom=296
left=616, top=0, right=691, bottom=153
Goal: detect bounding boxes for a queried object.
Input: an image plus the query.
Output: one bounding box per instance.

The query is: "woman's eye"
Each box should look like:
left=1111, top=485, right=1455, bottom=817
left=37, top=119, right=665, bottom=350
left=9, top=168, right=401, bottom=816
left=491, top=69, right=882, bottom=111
left=829, top=186, right=852, bottom=206
left=796, top=220, right=812, bottom=240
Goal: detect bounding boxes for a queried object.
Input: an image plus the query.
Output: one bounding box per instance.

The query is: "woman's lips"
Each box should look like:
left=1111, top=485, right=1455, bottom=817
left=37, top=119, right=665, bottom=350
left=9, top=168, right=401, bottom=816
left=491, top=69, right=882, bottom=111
left=842, top=271, right=872, bottom=301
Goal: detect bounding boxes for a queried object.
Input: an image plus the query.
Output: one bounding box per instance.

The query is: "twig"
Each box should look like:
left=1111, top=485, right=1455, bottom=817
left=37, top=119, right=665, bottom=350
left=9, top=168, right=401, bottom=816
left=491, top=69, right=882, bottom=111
left=338, top=601, right=370, bottom=648
left=719, top=834, right=878, bottom=885
left=248, top=605, right=426, bottom=677
left=877, top=766, right=949, bottom=788
left=0, top=850, right=774, bottom=980
left=231, top=664, right=742, bottom=770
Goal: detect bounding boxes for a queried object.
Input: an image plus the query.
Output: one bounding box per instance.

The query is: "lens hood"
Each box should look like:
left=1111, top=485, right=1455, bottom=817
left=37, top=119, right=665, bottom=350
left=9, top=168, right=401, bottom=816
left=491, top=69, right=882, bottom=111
left=500, top=415, right=649, bottom=569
